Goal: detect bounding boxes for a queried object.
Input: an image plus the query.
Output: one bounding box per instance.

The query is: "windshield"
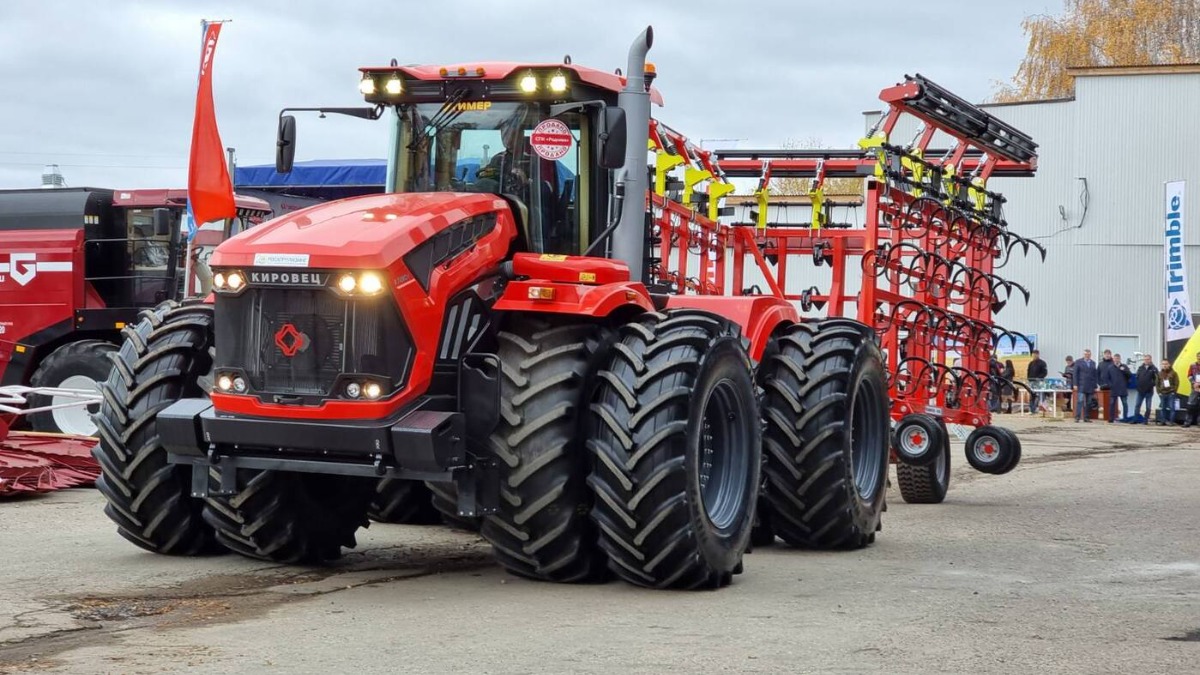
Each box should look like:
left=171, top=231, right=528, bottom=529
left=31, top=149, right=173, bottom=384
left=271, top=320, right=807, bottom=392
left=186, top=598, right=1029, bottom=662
left=396, top=101, right=588, bottom=254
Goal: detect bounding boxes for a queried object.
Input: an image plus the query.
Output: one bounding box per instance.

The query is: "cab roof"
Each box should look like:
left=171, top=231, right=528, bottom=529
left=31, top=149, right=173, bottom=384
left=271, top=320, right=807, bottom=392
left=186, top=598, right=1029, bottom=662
left=361, top=61, right=664, bottom=106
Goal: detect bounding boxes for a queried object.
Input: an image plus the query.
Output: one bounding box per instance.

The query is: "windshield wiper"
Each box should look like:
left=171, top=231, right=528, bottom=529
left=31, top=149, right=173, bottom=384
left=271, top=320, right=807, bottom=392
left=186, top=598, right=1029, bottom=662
left=410, top=87, right=470, bottom=150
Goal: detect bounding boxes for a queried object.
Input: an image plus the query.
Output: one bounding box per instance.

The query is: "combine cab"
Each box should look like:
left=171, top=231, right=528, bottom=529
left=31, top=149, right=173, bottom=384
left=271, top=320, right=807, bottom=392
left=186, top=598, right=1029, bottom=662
left=0, top=188, right=270, bottom=435
left=93, top=27, right=1034, bottom=589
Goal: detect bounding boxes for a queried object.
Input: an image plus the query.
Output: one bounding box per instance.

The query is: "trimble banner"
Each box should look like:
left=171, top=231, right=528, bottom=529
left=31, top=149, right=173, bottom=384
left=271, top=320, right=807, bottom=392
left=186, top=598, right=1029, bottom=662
left=1164, top=180, right=1194, bottom=344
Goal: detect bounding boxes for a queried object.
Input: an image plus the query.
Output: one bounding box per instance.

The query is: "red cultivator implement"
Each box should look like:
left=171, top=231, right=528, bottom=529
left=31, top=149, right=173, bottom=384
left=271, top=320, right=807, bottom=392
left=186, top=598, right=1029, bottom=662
left=647, top=74, right=1042, bottom=502
left=0, top=386, right=101, bottom=496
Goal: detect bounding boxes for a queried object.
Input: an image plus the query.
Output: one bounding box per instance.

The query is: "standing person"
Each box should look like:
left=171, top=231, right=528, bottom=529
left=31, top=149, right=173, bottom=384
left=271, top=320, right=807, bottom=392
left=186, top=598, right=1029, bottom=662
left=1062, top=355, right=1075, bottom=413
left=1157, top=358, right=1179, bottom=425
left=1027, top=349, right=1048, bottom=412
left=1106, top=353, right=1131, bottom=422
left=1186, top=353, right=1200, bottom=427
left=1001, top=360, right=1016, bottom=413
left=988, top=355, right=1003, bottom=413
left=1134, top=354, right=1157, bottom=424
left=1072, top=349, right=1099, bottom=423
left=1097, top=350, right=1115, bottom=420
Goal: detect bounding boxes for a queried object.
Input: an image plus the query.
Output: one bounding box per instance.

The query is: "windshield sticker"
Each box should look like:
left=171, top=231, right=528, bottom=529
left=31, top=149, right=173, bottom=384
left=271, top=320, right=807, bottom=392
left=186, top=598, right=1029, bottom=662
left=530, top=119, right=573, bottom=161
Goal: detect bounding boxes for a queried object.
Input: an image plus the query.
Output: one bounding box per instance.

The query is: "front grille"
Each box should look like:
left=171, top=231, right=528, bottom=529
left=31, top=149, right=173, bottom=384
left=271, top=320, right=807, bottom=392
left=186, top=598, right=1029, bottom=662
left=215, top=286, right=413, bottom=401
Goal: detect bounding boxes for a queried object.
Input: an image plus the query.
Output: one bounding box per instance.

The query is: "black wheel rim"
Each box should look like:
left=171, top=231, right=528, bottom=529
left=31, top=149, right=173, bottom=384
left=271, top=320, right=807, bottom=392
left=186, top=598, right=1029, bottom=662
left=850, top=377, right=886, bottom=499
left=698, top=379, right=750, bottom=531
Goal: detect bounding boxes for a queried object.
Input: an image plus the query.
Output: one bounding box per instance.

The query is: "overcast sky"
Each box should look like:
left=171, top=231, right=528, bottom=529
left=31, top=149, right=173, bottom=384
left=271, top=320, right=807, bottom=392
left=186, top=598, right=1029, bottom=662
left=0, top=0, right=1061, bottom=190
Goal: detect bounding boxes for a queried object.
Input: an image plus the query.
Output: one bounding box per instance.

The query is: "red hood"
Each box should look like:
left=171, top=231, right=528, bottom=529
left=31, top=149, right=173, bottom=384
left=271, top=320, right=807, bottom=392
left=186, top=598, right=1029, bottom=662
left=210, top=192, right=509, bottom=270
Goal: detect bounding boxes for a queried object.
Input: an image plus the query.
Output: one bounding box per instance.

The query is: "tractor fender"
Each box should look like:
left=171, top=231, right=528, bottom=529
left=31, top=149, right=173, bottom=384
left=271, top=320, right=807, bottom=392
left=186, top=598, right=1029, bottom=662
left=493, top=280, right=655, bottom=318
left=663, top=295, right=798, bottom=361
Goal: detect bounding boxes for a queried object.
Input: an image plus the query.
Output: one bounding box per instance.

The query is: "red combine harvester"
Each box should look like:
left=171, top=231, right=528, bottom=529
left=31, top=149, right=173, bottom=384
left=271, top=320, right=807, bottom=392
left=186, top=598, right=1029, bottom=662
left=93, top=28, right=1037, bottom=590
left=0, top=187, right=270, bottom=436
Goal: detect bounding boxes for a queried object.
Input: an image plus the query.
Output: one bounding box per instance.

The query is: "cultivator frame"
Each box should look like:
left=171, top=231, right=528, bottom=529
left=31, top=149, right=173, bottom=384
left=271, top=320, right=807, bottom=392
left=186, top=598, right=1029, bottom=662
left=642, top=73, right=1042, bottom=456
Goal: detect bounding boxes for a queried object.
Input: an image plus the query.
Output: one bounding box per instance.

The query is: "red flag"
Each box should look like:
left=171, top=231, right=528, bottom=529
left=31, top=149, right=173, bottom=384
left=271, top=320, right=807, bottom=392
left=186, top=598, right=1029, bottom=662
left=187, top=22, right=236, bottom=226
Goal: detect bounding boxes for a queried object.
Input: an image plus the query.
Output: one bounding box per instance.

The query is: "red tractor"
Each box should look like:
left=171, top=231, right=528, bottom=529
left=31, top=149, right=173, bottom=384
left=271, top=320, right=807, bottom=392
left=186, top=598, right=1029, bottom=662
left=94, top=28, right=891, bottom=590
left=0, top=187, right=270, bottom=436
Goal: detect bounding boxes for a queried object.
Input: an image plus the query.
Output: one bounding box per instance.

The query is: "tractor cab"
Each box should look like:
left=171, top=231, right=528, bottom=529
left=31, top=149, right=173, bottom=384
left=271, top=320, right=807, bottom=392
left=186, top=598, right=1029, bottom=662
left=277, top=62, right=651, bottom=257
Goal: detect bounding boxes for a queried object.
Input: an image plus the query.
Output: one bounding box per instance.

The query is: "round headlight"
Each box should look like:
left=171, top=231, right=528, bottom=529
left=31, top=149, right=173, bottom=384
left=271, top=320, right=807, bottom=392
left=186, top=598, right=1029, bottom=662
left=233, top=377, right=247, bottom=393
left=338, top=274, right=357, bottom=293
left=346, top=382, right=361, bottom=399
left=217, top=375, right=233, bottom=391
left=363, top=382, right=382, bottom=399
left=213, top=272, right=226, bottom=289
left=359, top=272, right=384, bottom=295
left=227, top=272, right=244, bottom=290
left=519, top=73, right=538, bottom=93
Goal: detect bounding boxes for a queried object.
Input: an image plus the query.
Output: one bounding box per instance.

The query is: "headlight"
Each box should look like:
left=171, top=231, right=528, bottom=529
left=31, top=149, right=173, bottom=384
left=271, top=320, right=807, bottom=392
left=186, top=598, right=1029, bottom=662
left=233, top=377, right=247, bottom=393
left=519, top=72, right=538, bottom=93
left=338, top=274, right=357, bottom=293
left=549, top=72, right=567, bottom=93
left=359, top=272, right=384, bottom=295
left=359, top=75, right=376, bottom=95
left=345, top=382, right=361, bottom=399
left=217, top=375, right=233, bottom=391
left=363, top=382, right=382, bottom=399
left=226, top=272, right=244, bottom=290
left=384, top=75, right=403, bottom=95
left=213, top=272, right=226, bottom=289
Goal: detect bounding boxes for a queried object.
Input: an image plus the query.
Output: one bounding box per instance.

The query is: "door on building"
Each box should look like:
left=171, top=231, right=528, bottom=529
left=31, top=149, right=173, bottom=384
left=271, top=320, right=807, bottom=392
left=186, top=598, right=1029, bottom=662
left=1097, top=334, right=1140, bottom=365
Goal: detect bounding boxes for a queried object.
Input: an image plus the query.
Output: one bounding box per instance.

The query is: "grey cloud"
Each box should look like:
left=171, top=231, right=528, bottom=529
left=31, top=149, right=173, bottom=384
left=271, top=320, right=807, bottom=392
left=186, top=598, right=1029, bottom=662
left=0, top=0, right=1058, bottom=189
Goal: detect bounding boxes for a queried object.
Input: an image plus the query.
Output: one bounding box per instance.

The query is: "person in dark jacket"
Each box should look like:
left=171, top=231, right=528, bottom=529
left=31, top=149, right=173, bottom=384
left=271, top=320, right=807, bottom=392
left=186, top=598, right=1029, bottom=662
left=1062, top=355, right=1075, bottom=413
left=988, top=355, right=1004, bottom=413
left=1027, top=350, right=1048, bottom=411
left=1001, top=360, right=1016, bottom=413
left=1105, top=353, right=1131, bottom=422
left=1072, top=349, right=1099, bottom=423
left=1134, top=354, right=1157, bottom=424
left=1185, top=352, right=1200, bottom=427
left=1156, top=358, right=1179, bottom=425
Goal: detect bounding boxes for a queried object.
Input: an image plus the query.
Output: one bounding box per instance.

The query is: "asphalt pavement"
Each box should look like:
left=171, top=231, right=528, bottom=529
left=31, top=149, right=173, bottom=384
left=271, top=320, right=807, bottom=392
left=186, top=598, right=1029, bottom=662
left=2, top=415, right=1199, bottom=674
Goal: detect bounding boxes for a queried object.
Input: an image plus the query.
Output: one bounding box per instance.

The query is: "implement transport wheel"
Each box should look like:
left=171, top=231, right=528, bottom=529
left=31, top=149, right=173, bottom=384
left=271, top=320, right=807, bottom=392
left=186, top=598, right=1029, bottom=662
left=892, top=413, right=943, bottom=467
left=28, top=339, right=118, bottom=436
left=759, top=319, right=890, bottom=549
left=964, top=425, right=1019, bottom=475
left=204, top=471, right=374, bottom=564
left=896, top=418, right=951, bottom=504
left=368, top=478, right=441, bottom=525
left=480, top=319, right=612, bottom=583
left=588, top=310, right=761, bottom=590
left=426, top=481, right=482, bottom=531
left=92, top=302, right=221, bottom=555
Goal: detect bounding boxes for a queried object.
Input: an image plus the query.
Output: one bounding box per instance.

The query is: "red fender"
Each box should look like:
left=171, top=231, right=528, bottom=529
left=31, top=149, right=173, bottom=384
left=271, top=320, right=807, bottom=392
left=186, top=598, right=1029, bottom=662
left=664, top=295, right=798, bottom=361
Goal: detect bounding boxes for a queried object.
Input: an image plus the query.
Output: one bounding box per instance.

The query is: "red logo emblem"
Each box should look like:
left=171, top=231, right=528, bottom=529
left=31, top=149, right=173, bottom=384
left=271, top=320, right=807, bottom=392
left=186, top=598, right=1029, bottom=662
left=274, top=323, right=309, bottom=357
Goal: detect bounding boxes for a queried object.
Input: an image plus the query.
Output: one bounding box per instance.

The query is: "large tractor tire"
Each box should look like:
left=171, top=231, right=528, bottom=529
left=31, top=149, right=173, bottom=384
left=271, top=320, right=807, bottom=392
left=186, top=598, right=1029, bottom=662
left=203, top=471, right=374, bottom=564
left=759, top=319, right=890, bottom=549
left=480, top=319, right=611, bottom=583
left=28, top=339, right=118, bottom=436
left=896, top=418, right=951, bottom=504
left=588, top=311, right=761, bottom=590
left=92, top=302, right=221, bottom=555
left=368, top=478, right=440, bottom=524
left=426, top=481, right=482, bottom=531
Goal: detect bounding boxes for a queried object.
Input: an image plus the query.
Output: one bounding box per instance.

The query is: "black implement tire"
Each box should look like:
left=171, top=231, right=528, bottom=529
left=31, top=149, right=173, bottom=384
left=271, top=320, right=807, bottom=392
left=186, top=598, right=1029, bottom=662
left=28, top=339, right=118, bottom=436
left=588, top=310, right=761, bottom=590
left=892, top=413, right=944, bottom=467
left=92, top=302, right=220, bottom=555
left=964, top=425, right=1017, bottom=475
left=480, top=319, right=611, bottom=583
left=750, top=497, right=776, bottom=547
left=426, top=481, right=481, bottom=531
left=368, top=478, right=440, bottom=524
left=203, top=471, right=374, bottom=564
left=896, top=419, right=951, bottom=504
left=759, top=320, right=890, bottom=549
left=993, top=427, right=1023, bottom=475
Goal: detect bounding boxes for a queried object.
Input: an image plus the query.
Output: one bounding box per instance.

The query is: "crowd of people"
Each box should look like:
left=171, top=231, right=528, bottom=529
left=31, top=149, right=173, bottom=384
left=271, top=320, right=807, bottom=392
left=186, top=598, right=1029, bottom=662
left=1026, top=349, right=1199, bottom=425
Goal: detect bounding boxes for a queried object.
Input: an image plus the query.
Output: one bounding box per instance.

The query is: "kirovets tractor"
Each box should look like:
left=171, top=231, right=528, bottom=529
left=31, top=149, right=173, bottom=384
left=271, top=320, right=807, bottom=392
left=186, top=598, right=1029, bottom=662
left=93, top=28, right=891, bottom=589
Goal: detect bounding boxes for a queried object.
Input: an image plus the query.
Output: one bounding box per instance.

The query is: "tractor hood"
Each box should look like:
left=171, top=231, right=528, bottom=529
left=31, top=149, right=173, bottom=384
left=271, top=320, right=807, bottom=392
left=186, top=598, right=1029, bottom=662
left=210, top=192, right=510, bottom=270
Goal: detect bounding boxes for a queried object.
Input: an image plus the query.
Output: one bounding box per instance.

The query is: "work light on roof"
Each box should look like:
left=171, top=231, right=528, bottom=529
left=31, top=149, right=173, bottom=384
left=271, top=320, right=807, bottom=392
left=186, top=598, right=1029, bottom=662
left=549, top=71, right=568, bottom=93
left=384, top=74, right=403, bottom=95
left=519, top=71, right=538, bottom=93
left=358, top=75, right=376, bottom=95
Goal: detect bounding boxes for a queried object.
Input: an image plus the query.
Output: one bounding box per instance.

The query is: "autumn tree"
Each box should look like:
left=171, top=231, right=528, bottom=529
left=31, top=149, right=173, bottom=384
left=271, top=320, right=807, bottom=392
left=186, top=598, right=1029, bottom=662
left=994, top=0, right=1200, bottom=102
left=770, top=137, right=863, bottom=197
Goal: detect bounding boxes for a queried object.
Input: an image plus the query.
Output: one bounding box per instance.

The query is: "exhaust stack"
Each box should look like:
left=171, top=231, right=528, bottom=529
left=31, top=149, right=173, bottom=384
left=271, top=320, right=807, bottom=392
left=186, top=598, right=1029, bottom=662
left=612, top=26, right=653, bottom=283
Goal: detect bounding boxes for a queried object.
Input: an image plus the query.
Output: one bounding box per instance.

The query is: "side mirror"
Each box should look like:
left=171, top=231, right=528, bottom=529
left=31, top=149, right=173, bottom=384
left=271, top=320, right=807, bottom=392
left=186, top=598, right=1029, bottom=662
left=599, top=107, right=627, bottom=170
left=276, top=115, right=296, bottom=174
left=152, top=208, right=172, bottom=236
